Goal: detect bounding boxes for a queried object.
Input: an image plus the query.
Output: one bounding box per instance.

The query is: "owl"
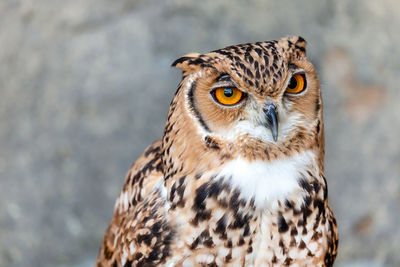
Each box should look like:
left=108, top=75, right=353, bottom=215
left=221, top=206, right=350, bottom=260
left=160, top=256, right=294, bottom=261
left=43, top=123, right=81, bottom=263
left=96, top=36, right=338, bottom=267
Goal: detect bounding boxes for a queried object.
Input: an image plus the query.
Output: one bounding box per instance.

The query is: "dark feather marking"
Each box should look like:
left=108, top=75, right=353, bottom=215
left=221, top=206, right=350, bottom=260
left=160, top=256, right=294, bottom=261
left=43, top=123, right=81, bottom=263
left=215, top=215, right=227, bottom=236
left=194, top=183, right=208, bottom=210
left=189, top=57, right=205, bottom=65
left=171, top=56, right=191, bottom=67
left=315, top=99, right=321, bottom=113
left=278, top=215, right=289, bottom=233
left=299, top=178, right=313, bottom=193
left=204, top=136, right=220, bottom=150
left=295, top=45, right=306, bottom=52
left=302, top=195, right=312, bottom=210
left=188, top=81, right=210, bottom=132
left=285, top=199, right=294, bottom=209
left=290, top=227, right=298, bottom=236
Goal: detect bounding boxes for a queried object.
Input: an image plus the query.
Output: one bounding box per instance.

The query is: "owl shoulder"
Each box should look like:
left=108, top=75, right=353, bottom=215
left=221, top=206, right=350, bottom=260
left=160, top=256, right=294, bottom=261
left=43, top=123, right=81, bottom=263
left=324, top=205, right=339, bottom=266
left=97, top=140, right=174, bottom=266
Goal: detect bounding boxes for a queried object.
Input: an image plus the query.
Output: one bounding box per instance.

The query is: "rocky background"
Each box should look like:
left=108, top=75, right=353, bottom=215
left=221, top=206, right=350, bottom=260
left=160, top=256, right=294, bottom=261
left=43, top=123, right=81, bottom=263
left=0, top=0, right=399, bottom=266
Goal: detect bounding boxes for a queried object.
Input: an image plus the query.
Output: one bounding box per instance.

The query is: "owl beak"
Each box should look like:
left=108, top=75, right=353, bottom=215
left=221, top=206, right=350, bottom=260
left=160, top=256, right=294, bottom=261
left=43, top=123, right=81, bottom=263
left=263, top=104, right=278, bottom=142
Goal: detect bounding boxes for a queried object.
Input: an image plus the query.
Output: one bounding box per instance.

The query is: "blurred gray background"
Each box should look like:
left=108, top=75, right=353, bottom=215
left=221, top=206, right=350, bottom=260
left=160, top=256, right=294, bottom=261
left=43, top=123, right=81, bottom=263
left=0, top=0, right=399, bottom=266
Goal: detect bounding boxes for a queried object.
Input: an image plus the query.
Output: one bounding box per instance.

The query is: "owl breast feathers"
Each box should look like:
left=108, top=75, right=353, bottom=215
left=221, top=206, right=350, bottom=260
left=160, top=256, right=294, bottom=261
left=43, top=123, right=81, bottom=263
left=96, top=36, right=338, bottom=267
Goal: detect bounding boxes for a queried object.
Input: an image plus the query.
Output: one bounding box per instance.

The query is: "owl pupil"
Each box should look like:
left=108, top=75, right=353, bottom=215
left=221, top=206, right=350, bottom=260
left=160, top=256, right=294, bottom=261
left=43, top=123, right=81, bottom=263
left=288, top=77, right=297, bottom=89
left=224, top=88, right=233, bottom=97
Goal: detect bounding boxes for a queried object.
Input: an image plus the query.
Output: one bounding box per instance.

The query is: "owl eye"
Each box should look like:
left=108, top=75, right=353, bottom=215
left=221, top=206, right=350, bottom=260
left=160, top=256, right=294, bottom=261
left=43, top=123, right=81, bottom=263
left=211, top=87, right=244, bottom=106
left=286, top=73, right=306, bottom=94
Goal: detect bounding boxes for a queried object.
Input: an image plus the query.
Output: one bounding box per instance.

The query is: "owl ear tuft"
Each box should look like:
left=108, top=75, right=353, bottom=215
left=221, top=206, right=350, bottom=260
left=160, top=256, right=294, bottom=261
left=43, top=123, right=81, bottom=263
left=288, top=36, right=307, bottom=57
left=171, top=52, right=202, bottom=72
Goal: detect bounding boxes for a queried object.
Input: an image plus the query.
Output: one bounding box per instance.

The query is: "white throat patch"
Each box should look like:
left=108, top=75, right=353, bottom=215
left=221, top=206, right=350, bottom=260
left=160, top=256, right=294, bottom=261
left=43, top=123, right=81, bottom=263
left=218, top=150, right=315, bottom=210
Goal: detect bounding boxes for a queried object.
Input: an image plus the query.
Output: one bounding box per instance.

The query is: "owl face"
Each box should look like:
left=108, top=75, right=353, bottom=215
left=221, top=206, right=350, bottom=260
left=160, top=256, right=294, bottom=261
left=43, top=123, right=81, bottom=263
left=172, top=36, right=322, bottom=152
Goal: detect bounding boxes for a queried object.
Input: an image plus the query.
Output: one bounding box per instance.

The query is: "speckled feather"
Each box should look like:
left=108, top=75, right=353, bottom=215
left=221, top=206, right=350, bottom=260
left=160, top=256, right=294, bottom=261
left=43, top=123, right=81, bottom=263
left=96, top=36, right=338, bottom=266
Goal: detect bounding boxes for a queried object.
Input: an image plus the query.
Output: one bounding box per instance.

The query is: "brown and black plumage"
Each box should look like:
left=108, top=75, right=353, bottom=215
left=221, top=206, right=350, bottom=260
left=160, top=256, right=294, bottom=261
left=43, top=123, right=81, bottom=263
left=97, top=36, right=338, bottom=266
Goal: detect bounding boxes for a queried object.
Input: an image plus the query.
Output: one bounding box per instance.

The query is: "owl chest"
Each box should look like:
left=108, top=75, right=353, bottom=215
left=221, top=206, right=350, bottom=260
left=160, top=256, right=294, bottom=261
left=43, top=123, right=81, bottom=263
left=244, top=210, right=329, bottom=266
left=166, top=151, right=326, bottom=265
left=169, top=202, right=329, bottom=267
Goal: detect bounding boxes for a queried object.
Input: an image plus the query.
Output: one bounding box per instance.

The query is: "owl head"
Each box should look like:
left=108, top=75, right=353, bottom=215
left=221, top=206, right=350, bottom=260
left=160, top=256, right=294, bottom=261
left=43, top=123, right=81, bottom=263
left=166, top=36, right=324, bottom=166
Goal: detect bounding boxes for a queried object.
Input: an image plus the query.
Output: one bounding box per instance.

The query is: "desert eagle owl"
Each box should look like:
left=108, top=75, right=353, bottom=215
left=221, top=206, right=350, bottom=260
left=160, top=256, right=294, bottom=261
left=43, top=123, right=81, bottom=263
left=96, top=36, right=338, bottom=267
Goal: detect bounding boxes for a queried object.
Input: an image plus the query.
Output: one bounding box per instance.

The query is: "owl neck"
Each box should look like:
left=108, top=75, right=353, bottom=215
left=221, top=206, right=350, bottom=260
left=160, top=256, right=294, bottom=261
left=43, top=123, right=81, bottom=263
left=162, top=130, right=326, bottom=214
left=162, top=141, right=327, bottom=232
left=218, top=150, right=324, bottom=209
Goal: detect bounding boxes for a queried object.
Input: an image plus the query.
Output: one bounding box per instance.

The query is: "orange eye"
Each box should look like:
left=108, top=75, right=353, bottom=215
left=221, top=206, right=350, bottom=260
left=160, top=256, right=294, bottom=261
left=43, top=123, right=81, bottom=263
left=212, top=87, right=243, bottom=106
left=286, top=73, right=306, bottom=94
